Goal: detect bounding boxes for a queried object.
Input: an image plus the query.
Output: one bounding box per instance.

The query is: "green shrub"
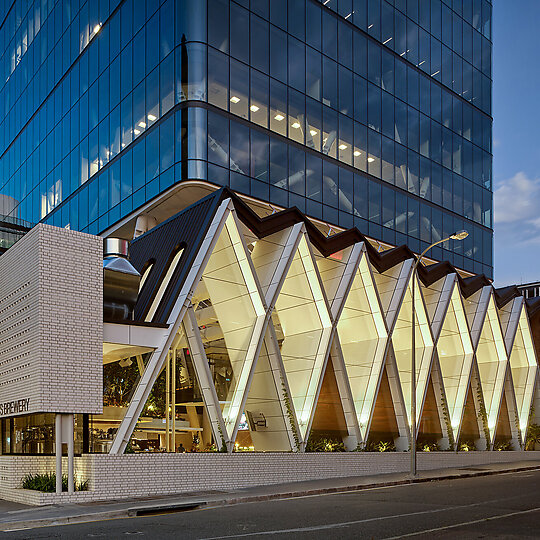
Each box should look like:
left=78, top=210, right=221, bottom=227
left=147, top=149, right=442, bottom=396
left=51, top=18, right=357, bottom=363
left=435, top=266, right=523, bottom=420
left=458, top=440, right=476, bottom=451
left=361, top=439, right=396, bottom=452
left=21, top=473, right=89, bottom=492
left=494, top=440, right=513, bottom=451
left=417, top=441, right=440, bottom=452
left=305, top=433, right=346, bottom=452
left=525, top=423, right=540, bottom=450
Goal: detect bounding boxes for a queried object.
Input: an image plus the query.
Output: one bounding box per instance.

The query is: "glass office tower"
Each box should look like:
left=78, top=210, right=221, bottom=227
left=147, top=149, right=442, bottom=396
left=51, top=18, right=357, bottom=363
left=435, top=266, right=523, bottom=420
left=0, top=0, right=492, bottom=276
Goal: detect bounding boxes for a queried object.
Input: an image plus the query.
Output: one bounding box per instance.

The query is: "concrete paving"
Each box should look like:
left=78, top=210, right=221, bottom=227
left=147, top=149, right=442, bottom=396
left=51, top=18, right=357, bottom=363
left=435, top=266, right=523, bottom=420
left=0, top=459, right=539, bottom=532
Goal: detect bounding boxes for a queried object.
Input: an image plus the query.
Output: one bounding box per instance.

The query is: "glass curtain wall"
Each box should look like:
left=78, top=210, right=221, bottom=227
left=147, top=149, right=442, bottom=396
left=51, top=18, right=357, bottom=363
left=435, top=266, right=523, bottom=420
left=0, top=0, right=493, bottom=277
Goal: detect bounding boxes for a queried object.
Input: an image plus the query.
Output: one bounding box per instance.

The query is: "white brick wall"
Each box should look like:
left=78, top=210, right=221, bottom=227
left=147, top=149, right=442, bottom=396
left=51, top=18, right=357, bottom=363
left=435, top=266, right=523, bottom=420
left=0, top=224, right=102, bottom=415
left=1, top=451, right=539, bottom=505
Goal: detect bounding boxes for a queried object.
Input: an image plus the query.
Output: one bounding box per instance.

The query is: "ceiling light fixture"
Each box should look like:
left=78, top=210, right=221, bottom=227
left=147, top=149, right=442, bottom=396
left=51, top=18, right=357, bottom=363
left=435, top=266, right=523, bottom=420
left=230, top=96, right=240, bottom=103
left=310, top=130, right=318, bottom=136
left=274, top=114, right=285, bottom=121
left=291, top=122, right=301, bottom=129
left=147, top=114, right=157, bottom=121
left=367, top=157, right=375, bottom=162
left=250, top=105, right=259, bottom=112
left=338, top=144, right=347, bottom=150
left=353, top=150, right=361, bottom=156
left=138, top=122, right=146, bottom=128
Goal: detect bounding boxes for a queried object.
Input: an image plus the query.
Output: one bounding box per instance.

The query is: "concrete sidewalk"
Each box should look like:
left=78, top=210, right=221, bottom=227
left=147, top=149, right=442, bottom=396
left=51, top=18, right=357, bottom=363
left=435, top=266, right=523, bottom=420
left=1, top=459, right=539, bottom=532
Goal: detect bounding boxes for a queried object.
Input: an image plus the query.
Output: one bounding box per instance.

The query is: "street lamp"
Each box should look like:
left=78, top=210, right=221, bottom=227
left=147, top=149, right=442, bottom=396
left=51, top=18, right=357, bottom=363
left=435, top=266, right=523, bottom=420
left=410, top=230, right=468, bottom=478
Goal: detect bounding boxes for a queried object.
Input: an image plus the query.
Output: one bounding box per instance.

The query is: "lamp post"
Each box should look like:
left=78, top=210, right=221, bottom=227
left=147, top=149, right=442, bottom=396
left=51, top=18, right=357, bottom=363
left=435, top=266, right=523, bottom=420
left=410, top=230, right=468, bottom=478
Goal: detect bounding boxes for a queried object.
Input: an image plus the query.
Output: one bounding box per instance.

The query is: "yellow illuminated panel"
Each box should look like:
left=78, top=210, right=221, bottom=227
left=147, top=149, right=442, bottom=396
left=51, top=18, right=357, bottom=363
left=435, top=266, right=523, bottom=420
left=190, top=213, right=265, bottom=439
left=509, top=307, right=538, bottom=434
left=273, top=235, right=333, bottom=438
left=337, top=255, right=388, bottom=438
left=436, top=283, right=474, bottom=440
left=476, top=295, right=508, bottom=439
left=391, top=275, right=434, bottom=425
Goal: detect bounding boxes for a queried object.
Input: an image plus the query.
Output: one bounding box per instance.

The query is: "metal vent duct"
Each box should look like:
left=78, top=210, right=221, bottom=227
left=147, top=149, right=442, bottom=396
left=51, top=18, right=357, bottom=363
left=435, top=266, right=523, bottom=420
left=103, top=238, right=140, bottom=321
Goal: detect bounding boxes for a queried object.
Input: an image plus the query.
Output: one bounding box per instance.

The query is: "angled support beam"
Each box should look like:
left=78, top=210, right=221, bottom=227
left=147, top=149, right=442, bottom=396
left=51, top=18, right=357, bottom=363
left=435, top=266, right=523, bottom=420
left=430, top=356, right=452, bottom=450
left=385, top=259, right=414, bottom=332
left=263, top=325, right=301, bottom=451
left=241, top=223, right=304, bottom=452
left=501, top=368, right=521, bottom=449
left=385, top=347, right=411, bottom=450
left=264, top=223, right=304, bottom=308
left=184, top=305, right=229, bottom=449
left=329, top=335, right=362, bottom=449
left=329, top=243, right=364, bottom=321
left=469, top=364, right=489, bottom=450
left=219, top=209, right=268, bottom=444
left=109, top=198, right=232, bottom=454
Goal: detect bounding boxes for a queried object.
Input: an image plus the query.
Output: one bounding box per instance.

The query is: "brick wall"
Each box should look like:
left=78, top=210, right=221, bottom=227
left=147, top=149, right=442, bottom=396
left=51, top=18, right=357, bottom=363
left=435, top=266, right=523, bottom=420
left=2, top=451, right=539, bottom=505
left=0, top=224, right=102, bottom=415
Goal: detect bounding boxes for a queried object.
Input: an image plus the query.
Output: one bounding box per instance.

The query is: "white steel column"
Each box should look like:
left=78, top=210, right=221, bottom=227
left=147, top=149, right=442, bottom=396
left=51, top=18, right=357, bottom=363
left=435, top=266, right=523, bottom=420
left=263, top=325, right=301, bottom=451
left=470, top=365, right=488, bottom=450
left=67, top=415, right=74, bottom=494
left=166, top=350, right=170, bottom=452
left=322, top=243, right=364, bottom=449
left=430, top=357, right=453, bottom=449
left=385, top=348, right=411, bottom=450
left=421, top=275, right=455, bottom=449
left=379, top=259, right=414, bottom=450
left=503, top=370, right=521, bottom=448
left=55, top=414, right=62, bottom=494
left=184, top=305, right=229, bottom=449
left=329, top=336, right=362, bottom=449
left=230, top=222, right=304, bottom=449
left=246, top=223, right=304, bottom=451
left=172, top=348, right=177, bottom=451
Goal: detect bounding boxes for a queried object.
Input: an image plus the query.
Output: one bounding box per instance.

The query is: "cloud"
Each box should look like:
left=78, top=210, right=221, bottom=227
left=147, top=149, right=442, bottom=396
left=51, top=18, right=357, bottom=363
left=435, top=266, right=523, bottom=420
left=493, top=172, right=540, bottom=224
left=493, top=172, right=540, bottom=285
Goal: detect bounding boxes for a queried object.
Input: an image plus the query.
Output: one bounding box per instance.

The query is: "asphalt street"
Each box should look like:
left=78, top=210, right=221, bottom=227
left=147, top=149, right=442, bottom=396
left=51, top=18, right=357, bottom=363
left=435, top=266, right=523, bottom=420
left=3, top=468, right=540, bottom=539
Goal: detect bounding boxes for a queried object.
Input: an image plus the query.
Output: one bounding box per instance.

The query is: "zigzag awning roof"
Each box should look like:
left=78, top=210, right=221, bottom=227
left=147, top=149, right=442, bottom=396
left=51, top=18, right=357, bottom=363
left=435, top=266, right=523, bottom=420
left=128, top=187, right=537, bottom=324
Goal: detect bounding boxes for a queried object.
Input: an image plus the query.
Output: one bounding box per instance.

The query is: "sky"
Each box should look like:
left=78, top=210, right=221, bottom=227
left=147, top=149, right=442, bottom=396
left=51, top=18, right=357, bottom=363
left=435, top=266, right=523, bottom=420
left=492, top=0, right=540, bottom=286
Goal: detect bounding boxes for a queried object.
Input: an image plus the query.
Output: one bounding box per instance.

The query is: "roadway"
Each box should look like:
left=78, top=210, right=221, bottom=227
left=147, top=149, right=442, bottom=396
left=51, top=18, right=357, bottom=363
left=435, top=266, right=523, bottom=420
left=4, top=468, right=540, bottom=539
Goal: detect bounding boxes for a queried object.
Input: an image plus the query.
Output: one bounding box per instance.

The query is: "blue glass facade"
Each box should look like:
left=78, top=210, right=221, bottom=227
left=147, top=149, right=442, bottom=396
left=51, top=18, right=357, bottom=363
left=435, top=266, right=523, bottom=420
left=0, top=0, right=492, bottom=276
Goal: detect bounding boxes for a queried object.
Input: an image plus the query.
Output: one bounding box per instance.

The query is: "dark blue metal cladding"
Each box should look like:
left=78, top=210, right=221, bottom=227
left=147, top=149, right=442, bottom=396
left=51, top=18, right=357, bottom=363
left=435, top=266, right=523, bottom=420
left=129, top=189, right=225, bottom=324
left=0, top=0, right=492, bottom=277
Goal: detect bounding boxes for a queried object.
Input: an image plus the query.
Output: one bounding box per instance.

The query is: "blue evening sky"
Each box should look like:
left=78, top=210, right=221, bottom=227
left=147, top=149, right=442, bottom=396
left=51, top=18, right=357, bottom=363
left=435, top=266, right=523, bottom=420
left=492, top=1, right=540, bottom=286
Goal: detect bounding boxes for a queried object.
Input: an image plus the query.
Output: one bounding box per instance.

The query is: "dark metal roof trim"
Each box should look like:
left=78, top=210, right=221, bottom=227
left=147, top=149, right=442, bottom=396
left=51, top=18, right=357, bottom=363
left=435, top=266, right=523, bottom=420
left=127, top=187, right=535, bottom=323
left=222, top=188, right=491, bottom=299
left=493, top=285, right=522, bottom=308
left=129, top=191, right=226, bottom=323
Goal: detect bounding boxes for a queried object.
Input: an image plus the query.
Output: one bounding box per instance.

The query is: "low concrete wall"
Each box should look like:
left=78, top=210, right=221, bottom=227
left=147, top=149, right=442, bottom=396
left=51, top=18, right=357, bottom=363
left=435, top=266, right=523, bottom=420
left=2, top=451, right=540, bottom=505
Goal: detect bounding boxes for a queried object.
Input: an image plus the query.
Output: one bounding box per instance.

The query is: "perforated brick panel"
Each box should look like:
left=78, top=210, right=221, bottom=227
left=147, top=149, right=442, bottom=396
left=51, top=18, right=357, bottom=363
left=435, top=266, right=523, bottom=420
left=0, top=224, right=102, bottom=416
